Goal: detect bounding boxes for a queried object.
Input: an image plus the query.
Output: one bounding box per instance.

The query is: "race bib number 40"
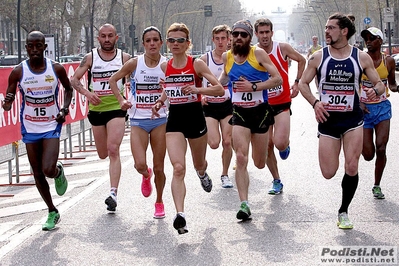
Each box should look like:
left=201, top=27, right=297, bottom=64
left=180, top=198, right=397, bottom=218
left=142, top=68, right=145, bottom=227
left=320, top=82, right=355, bottom=111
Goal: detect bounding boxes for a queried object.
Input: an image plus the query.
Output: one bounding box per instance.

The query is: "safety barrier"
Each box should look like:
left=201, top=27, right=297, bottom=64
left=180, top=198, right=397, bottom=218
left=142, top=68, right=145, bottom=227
left=0, top=62, right=90, bottom=184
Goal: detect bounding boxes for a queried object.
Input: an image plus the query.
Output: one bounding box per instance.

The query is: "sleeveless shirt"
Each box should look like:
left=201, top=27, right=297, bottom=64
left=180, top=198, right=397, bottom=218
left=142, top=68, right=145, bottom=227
left=19, top=58, right=60, bottom=134
left=129, top=54, right=167, bottom=119
left=89, top=48, right=124, bottom=112
left=225, top=46, right=269, bottom=108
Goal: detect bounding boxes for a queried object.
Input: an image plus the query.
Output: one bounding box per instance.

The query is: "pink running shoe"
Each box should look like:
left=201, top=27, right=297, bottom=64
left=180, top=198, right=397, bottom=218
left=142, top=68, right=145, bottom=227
left=141, top=168, right=153, bottom=197
left=154, top=202, right=165, bottom=219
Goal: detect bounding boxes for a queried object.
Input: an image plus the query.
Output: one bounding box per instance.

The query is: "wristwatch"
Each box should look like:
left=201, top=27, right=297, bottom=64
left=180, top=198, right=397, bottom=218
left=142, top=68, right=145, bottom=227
left=60, top=107, right=69, bottom=116
left=251, top=83, right=257, bottom=91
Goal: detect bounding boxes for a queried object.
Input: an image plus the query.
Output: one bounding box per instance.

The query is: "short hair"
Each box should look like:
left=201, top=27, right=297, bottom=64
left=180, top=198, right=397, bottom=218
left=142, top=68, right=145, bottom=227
left=328, top=13, right=356, bottom=40
left=167, top=23, right=190, bottom=40
left=254, top=18, right=273, bottom=32
left=212, top=24, right=231, bottom=37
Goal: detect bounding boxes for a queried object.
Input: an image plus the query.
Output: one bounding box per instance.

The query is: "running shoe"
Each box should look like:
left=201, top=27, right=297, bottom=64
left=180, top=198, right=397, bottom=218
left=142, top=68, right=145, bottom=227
left=105, top=193, right=117, bottom=212
left=221, top=175, right=234, bottom=188
left=42, top=211, right=60, bottom=231
left=279, top=145, right=290, bottom=160
left=268, top=179, right=283, bottom=195
left=173, top=213, right=188, bottom=234
left=236, top=202, right=251, bottom=220
left=337, top=212, right=353, bottom=229
left=154, top=202, right=165, bottom=219
left=198, top=172, right=212, bottom=192
left=54, top=161, right=68, bottom=196
left=372, top=186, right=385, bottom=199
left=141, top=168, right=153, bottom=197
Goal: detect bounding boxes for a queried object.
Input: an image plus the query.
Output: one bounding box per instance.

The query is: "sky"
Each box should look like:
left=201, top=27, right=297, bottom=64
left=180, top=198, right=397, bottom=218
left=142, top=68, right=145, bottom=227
left=240, top=0, right=300, bottom=14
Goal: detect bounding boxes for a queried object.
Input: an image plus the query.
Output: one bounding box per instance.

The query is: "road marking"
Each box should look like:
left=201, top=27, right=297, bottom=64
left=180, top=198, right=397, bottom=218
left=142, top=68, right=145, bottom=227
left=0, top=157, right=133, bottom=260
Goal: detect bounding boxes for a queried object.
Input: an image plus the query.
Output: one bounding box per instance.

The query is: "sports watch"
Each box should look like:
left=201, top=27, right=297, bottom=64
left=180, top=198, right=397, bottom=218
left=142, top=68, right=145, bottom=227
left=251, top=83, right=257, bottom=91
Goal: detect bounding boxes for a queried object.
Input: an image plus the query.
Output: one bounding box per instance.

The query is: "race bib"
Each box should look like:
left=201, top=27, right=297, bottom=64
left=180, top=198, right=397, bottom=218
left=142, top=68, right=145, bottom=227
left=164, top=74, right=198, bottom=105
left=320, top=82, right=355, bottom=111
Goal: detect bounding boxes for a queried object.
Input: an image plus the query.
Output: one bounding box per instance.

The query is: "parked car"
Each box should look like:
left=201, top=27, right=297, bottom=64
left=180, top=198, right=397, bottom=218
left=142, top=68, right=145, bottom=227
left=0, top=55, right=23, bottom=66
left=58, top=55, right=83, bottom=63
left=392, top=54, right=399, bottom=71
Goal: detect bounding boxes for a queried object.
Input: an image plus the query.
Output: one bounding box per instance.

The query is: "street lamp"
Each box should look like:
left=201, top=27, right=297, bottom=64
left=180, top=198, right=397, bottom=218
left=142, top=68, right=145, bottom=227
left=17, top=0, right=21, bottom=62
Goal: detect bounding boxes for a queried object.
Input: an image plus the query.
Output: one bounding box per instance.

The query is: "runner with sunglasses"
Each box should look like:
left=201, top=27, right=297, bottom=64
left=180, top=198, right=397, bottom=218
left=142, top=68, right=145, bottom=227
left=219, top=20, right=282, bottom=221
left=109, top=26, right=167, bottom=219
left=151, top=23, right=224, bottom=234
left=360, top=27, right=398, bottom=200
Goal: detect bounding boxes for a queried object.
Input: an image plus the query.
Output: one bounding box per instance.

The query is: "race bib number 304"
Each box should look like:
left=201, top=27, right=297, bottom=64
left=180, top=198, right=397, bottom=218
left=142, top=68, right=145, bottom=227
left=320, top=82, right=355, bottom=112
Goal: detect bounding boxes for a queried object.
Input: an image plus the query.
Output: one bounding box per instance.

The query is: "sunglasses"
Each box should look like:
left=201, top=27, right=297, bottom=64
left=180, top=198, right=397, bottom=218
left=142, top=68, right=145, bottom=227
left=232, top=31, right=249, bottom=38
left=364, top=35, right=379, bottom=42
left=166, top=37, right=188, bottom=43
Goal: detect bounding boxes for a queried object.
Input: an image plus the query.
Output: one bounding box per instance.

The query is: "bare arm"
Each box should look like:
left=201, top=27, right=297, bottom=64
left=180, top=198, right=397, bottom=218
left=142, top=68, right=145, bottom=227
left=109, top=57, right=137, bottom=110
left=52, top=63, right=72, bottom=123
left=253, top=48, right=282, bottom=91
left=299, top=52, right=329, bottom=123
left=1, top=66, right=22, bottom=111
left=386, top=56, right=398, bottom=92
left=281, top=43, right=306, bottom=98
left=192, top=59, right=224, bottom=96
left=360, top=51, right=385, bottom=99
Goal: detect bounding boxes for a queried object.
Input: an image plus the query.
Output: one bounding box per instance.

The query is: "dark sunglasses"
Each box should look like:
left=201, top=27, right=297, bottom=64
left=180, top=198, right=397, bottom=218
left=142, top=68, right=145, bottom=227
left=166, top=37, right=188, bottom=43
left=232, top=31, right=249, bottom=38
left=364, top=35, right=379, bottom=42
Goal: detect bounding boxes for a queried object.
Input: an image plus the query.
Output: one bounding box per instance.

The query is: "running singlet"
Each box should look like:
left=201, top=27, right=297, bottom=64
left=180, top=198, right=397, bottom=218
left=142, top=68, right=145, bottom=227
left=19, top=58, right=60, bottom=134
left=164, top=56, right=202, bottom=105
left=360, top=53, right=389, bottom=104
left=267, top=41, right=290, bottom=105
left=129, top=54, right=167, bottom=119
left=310, top=44, right=322, bottom=55
left=316, top=46, right=363, bottom=112
left=225, top=46, right=269, bottom=108
left=202, top=51, right=231, bottom=103
left=89, top=48, right=124, bottom=112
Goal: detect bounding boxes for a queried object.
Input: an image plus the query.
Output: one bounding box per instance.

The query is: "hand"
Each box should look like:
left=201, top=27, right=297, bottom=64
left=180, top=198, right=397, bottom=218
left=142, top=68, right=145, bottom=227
left=364, top=87, right=379, bottom=101
left=151, top=101, right=162, bottom=119
left=182, top=85, right=199, bottom=95
left=290, top=83, right=300, bottom=98
left=119, top=99, right=132, bottom=111
left=1, top=93, right=15, bottom=111
left=313, top=101, right=330, bottom=123
left=56, top=111, right=67, bottom=123
left=233, top=76, right=251, bottom=92
left=86, top=91, right=102, bottom=106
left=201, top=96, right=209, bottom=106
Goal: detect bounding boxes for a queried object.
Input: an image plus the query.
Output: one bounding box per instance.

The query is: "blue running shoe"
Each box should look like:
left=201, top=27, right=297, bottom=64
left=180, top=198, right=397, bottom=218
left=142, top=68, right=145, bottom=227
left=279, top=145, right=290, bottom=160
left=268, top=179, right=283, bottom=195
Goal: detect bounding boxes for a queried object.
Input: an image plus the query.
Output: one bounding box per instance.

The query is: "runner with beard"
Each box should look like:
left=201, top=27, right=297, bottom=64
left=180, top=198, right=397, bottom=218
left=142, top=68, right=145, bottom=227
left=219, top=20, right=282, bottom=221
left=299, top=13, right=385, bottom=229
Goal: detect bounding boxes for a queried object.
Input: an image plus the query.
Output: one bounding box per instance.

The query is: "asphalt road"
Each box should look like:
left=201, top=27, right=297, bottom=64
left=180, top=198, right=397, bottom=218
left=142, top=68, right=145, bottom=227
left=1, top=63, right=399, bottom=265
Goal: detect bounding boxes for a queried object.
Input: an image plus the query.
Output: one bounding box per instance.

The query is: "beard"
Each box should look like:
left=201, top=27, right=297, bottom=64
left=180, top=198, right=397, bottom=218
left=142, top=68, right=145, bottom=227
left=232, top=39, right=251, bottom=56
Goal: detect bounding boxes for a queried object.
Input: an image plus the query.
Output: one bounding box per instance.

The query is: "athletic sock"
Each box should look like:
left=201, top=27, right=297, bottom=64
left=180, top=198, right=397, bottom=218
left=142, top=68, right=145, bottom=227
left=338, top=173, right=359, bottom=214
